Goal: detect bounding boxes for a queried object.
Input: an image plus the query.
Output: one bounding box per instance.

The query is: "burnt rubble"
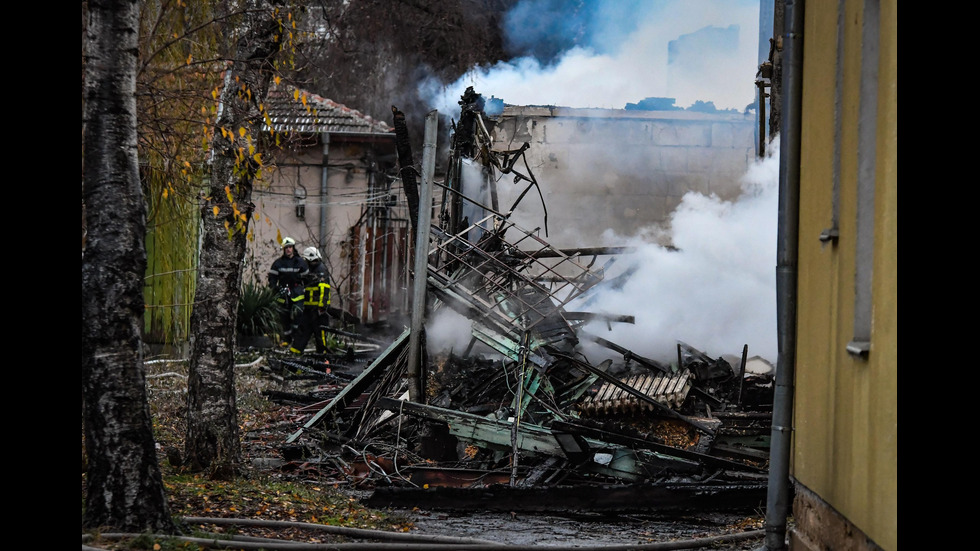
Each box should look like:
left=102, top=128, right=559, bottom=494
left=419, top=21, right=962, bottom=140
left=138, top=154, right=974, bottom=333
left=259, top=88, right=775, bottom=514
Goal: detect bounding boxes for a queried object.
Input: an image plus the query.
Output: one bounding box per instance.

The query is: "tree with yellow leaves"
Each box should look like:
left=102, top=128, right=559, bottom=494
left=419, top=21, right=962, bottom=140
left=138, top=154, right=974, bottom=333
left=184, top=0, right=295, bottom=478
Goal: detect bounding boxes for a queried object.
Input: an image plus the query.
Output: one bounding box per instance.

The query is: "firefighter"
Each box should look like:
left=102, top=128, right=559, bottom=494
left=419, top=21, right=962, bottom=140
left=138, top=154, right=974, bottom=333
left=288, top=246, right=332, bottom=354
left=268, top=237, right=308, bottom=345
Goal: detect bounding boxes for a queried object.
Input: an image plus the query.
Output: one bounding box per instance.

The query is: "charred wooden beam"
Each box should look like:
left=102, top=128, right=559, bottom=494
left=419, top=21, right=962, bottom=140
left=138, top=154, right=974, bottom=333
left=374, top=397, right=563, bottom=457
left=375, top=397, right=702, bottom=483
left=551, top=419, right=766, bottom=474
left=285, top=328, right=410, bottom=443
left=582, top=332, right=725, bottom=408
left=563, top=312, right=635, bottom=325
left=517, top=246, right=637, bottom=258
left=580, top=331, right=670, bottom=374
left=547, top=350, right=718, bottom=436
left=391, top=106, right=420, bottom=240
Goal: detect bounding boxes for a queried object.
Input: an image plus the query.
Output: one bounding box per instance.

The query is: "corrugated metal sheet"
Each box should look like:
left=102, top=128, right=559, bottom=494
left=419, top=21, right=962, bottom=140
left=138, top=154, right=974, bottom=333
left=577, top=370, right=693, bottom=415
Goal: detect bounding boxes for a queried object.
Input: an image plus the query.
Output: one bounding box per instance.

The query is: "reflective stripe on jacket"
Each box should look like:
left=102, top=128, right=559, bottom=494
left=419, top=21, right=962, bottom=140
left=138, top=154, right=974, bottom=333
left=304, top=282, right=331, bottom=307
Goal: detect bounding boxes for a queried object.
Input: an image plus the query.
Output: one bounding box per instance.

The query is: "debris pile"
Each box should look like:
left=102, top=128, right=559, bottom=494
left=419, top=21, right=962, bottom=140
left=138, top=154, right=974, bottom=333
left=260, top=88, right=775, bottom=514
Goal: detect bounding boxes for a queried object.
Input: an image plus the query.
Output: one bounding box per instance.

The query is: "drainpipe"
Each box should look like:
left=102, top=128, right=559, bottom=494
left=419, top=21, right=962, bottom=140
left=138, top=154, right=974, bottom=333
left=320, top=133, right=330, bottom=249
left=760, top=1, right=803, bottom=550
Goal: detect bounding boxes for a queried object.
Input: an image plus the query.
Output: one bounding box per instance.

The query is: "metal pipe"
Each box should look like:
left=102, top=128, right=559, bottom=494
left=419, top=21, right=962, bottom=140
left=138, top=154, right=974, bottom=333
left=760, top=1, right=804, bottom=549
left=319, top=133, right=330, bottom=249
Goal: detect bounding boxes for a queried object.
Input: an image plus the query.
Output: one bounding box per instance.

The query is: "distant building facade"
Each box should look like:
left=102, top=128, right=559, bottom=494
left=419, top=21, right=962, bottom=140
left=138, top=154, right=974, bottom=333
left=487, top=105, right=757, bottom=249
left=247, top=86, right=411, bottom=326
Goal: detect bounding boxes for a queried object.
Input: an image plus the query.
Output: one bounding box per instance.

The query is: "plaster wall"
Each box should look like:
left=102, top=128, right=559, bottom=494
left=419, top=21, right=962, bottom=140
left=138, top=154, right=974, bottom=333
left=488, top=106, right=757, bottom=249
left=246, top=141, right=393, bottom=311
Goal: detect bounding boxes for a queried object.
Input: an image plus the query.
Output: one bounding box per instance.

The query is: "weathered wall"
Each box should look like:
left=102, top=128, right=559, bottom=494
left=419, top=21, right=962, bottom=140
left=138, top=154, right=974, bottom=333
left=789, top=483, right=884, bottom=551
left=246, top=139, right=396, bottom=315
left=790, top=0, right=897, bottom=549
left=488, top=106, right=757, bottom=249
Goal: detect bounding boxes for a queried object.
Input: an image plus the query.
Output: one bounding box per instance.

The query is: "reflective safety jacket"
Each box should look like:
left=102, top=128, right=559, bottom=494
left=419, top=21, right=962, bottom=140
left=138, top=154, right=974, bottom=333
left=268, top=254, right=309, bottom=291
left=303, top=261, right=332, bottom=308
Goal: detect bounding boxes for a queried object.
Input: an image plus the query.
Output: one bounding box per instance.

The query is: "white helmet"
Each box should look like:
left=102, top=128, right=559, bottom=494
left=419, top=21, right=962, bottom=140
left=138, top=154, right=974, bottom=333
left=302, top=246, right=322, bottom=262
left=281, top=237, right=296, bottom=248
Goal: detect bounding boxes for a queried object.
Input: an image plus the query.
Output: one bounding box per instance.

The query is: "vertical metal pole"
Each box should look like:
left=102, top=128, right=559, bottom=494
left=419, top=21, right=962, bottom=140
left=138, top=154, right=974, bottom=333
left=407, top=110, right=438, bottom=403
left=510, top=329, right=529, bottom=486
left=320, top=133, right=330, bottom=248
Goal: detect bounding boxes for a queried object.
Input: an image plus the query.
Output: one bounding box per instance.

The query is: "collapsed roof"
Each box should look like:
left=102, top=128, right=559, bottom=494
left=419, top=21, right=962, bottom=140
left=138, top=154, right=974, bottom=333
left=264, top=87, right=774, bottom=513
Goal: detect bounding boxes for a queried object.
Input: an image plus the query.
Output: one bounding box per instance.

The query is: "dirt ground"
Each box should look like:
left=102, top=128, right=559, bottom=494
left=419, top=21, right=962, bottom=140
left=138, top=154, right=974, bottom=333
left=394, top=508, right=766, bottom=549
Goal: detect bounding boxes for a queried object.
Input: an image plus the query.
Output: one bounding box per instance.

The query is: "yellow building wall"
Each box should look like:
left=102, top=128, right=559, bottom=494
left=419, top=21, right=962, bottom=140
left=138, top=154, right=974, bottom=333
left=793, top=0, right=896, bottom=549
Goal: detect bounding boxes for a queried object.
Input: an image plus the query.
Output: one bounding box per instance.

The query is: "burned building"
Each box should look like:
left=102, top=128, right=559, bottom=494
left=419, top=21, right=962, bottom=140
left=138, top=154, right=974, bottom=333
left=486, top=102, right=758, bottom=250
left=264, top=88, right=774, bottom=514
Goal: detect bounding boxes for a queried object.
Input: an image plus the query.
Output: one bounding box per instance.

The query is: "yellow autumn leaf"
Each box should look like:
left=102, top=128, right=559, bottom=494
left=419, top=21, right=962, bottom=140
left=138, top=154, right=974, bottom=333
left=253, top=153, right=262, bottom=163
left=212, top=206, right=219, bottom=216
left=293, top=89, right=299, bottom=101
left=162, top=188, right=169, bottom=199
left=239, top=127, right=246, bottom=137
left=183, top=161, right=191, bottom=168
left=274, top=75, right=281, bottom=85
left=185, top=53, right=192, bottom=65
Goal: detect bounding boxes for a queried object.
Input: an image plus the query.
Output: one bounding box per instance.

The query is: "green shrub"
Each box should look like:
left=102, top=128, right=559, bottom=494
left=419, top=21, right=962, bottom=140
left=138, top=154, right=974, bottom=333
left=237, top=282, right=281, bottom=337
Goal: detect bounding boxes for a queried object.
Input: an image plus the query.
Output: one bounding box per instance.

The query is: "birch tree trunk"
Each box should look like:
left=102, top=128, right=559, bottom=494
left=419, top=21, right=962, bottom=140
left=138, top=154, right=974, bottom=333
left=184, top=0, right=284, bottom=479
left=81, top=0, right=175, bottom=532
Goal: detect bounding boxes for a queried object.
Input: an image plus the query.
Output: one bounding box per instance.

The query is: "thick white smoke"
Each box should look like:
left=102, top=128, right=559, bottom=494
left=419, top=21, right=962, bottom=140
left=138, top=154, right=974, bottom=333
left=427, top=142, right=780, bottom=364
left=421, top=0, right=776, bottom=364
left=569, top=139, right=780, bottom=364
left=420, top=0, right=761, bottom=117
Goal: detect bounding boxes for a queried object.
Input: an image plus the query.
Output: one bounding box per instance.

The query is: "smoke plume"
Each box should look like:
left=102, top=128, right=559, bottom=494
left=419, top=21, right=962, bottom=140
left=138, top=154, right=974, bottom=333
left=421, top=0, right=762, bottom=116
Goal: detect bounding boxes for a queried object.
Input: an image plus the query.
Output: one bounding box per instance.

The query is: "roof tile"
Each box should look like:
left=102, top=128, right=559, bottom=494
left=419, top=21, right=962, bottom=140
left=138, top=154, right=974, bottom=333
left=263, top=84, right=392, bottom=135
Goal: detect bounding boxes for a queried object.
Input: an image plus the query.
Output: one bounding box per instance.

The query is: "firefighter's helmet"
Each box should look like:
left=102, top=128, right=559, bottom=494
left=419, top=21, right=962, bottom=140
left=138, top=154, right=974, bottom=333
left=302, top=246, right=321, bottom=262
left=281, top=237, right=296, bottom=248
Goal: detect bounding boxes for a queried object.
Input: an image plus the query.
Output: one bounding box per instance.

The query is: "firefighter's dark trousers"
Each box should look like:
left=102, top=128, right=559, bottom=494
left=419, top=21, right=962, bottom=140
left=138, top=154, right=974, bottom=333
left=276, top=291, right=305, bottom=341
left=289, top=307, right=330, bottom=353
